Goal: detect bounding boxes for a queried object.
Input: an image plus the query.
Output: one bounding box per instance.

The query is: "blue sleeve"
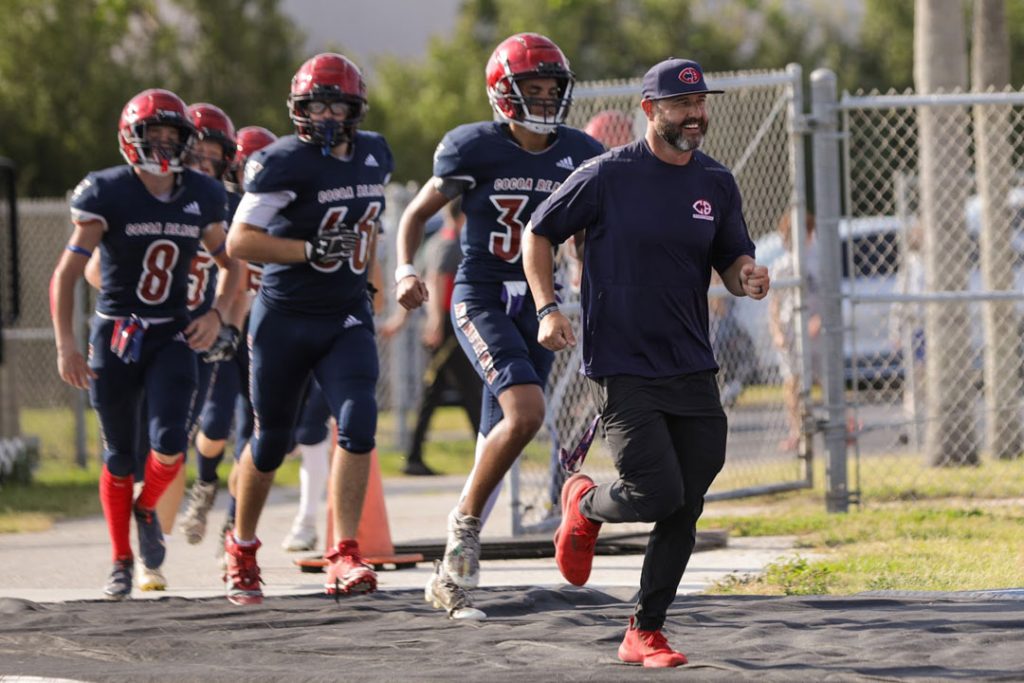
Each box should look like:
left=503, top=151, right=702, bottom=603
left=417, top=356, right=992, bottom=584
left=529, top=159, right=601, bottom=246
left=432, top=131, right=473, bottom=182
left=244, top=146, right=298, bottom=194
left=710, top=172, right=755, bottom=274
left=380, top=137, right=395, bottom=184
left=69, top=173, right=108, bottom=220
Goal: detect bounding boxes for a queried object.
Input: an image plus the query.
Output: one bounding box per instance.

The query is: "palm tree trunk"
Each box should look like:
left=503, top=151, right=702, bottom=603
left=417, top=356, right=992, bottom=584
left=915, top=0, right=979, bottom=466
left=972, top=0, right=1021, bottom=460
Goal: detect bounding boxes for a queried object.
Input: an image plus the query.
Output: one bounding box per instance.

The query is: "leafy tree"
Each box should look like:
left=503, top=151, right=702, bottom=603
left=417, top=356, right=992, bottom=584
left=0, top=0, right=302, bottom=196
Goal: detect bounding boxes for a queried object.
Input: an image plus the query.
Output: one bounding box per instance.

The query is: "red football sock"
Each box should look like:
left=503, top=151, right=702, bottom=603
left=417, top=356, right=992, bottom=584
left=136, top=452, right=183, bottom=510
left=99, top=466, right=134, bottom=562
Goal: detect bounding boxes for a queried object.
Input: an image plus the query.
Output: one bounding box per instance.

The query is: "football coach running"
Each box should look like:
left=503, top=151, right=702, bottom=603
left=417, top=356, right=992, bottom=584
left=523, top=57, right=770, bottom=668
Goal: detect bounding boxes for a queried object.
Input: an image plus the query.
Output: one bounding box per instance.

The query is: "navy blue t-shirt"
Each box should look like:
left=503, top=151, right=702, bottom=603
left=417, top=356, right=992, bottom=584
left=433, top=122, right=604, bottom=284
left=530, top=140, right=755, bottom=379
left=244, top=132, right=393, bottom=316
left=70, top=166, right=228, bottom=319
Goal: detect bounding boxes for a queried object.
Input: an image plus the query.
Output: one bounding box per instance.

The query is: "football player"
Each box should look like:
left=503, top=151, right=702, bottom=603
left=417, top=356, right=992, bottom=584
left=394, top=33, right=604, bottom=619
left=50, top=88, right=240, bottom=600
left=174, top=103, right=247, bottom=549
left=223, top=53, right=392, bottom=605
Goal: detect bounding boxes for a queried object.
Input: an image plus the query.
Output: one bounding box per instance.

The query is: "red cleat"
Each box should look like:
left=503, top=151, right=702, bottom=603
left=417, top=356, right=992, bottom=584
left=617, top=616, right=688, bottom=668
left=325, top=539, right=377, bottom=597
left=223, top=534, right=263, bottom=605
left=554, top=473, right=601, bottom=586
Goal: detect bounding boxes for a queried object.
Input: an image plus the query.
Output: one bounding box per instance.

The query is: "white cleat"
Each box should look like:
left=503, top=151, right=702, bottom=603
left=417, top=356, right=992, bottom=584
left=135, top=561, right=167, bottom=592
left=425, top=560, right=486, bottom=621
left=443, top=508, right=481, bottom=589
left=281, top=520, right=318, bottom=552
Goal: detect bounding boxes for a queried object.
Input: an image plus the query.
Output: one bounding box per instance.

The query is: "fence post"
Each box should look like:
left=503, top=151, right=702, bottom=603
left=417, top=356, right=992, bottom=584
left=810, top=69, right=850, bottom=513
left=785, top=63, right=815, bottom=486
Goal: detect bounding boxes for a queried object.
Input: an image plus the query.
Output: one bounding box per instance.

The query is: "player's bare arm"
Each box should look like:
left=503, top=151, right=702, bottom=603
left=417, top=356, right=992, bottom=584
left=226, top=220, right=307, bottom=264
left=523, top=226, right=576, bottom=351
left=395, top=180, right=448, bottom=310
left=52, top=220, right=103, bottom=389
left=721, top=255, right=770, bottom=300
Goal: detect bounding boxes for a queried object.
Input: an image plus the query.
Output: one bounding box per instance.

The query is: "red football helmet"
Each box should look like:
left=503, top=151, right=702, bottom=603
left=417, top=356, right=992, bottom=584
left=186, top=103, right=236, bottom=179
left=288, top=53, right=367, bottom=151
left=486, top=33, right=575, bottom=134
left=118, top=88, right=194, bottom=176
left=231, top=125, right=278, bottom=188
left=584, top=110, right=634, bottom=149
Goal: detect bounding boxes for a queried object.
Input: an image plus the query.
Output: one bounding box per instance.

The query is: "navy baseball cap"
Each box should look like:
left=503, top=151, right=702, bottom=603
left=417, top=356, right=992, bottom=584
left=641, top=58, right=723, bottom=101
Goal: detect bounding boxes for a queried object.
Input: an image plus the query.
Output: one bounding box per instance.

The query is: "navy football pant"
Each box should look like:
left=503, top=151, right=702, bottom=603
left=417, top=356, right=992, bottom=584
left=247, top=298, right=377, bottom=472
left=450, top=282, right=553, bottom=395
left=88, top=315, right=197, bottom=477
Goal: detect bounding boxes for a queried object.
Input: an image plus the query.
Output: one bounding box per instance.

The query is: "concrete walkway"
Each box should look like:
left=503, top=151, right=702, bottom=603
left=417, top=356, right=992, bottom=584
left=0, top=474, right=800, bottom=603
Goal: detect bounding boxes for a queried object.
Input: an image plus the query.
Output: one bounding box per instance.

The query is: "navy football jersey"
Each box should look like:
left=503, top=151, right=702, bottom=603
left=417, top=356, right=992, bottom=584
left=186, top=189, right=238, bottom=318
left=243, top=132, right=393, bottom=316
left=530, top=141, right=756, bottom=379
left=433, top=122, right=604, bottom=284
left=70, top=166, right=228, bottom=318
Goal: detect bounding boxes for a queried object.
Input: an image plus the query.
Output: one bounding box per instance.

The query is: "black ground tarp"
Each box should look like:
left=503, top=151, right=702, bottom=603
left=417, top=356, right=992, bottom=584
left=2, top=587, right=1023, bottom=681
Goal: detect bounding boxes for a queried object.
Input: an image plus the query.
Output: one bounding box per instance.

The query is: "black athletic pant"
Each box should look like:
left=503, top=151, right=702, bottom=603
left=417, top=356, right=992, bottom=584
left=408, top=320, right=483, bottom=465
left=582, top=371, right=727, bottom=631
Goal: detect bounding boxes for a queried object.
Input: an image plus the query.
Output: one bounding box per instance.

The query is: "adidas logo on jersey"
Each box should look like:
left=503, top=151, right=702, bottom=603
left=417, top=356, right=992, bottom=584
left=555, top=156, right=575, bottom=170
left=365, top=154, right=379, bottom=167
left=343, top=315, right=362, bottom=329
left=183, top=201, right=201, bottom=216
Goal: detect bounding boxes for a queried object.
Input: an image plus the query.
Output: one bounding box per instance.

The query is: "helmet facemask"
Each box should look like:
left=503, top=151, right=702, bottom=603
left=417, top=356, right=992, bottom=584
left=121, top=121, right=193, bottom=176
left=495, top=72, right=574, bottom=134
left=289, top=91, right=366, bottom=156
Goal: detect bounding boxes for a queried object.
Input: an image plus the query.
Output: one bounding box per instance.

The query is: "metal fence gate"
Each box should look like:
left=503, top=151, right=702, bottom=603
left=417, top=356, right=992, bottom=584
left=509, top=65, right=815, bottom=535
left=810, top=70, right=1024, bottom=510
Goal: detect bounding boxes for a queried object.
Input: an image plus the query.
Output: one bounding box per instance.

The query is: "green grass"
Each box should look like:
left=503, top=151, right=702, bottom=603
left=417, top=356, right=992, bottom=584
left=701, top=494, right=1024, bottom=595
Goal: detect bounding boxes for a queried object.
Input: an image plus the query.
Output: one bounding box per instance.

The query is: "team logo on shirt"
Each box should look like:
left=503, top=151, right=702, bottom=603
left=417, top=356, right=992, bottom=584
left=692, top=199, right=714, bottom=222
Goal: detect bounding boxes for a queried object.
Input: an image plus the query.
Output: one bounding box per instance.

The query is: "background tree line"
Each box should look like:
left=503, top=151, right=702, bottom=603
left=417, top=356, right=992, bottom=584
left=1, top=0, right=1021, bottom=196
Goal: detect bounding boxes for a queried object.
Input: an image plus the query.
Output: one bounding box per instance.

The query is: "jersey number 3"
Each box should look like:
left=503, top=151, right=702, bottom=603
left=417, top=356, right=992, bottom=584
left=489, top=195, right=528, bottom=263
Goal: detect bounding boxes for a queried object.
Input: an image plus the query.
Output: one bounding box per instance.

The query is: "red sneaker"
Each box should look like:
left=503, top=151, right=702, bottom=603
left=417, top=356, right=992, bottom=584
left=325, top=539, right=377, bottom=596
left=553, top=473, right=601, bottom=586
left=617, top=616, right=688, bottom=668
left=223, top=534, right=263, bottom=605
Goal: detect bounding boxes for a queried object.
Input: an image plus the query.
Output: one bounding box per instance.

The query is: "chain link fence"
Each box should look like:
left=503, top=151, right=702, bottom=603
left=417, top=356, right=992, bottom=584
left=509, top=66, right=813, bottom=533
left=829, top=84, right=1024, bottom=504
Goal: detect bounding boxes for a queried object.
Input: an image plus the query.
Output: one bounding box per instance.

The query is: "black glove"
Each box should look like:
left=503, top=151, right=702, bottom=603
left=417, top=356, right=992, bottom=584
left=202, top=323, right=241, bottom=363
left=305, top=227, right=360, bottom=263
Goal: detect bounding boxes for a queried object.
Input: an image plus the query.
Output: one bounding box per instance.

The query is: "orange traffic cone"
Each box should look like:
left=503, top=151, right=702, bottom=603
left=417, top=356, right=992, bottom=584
left=295, top=448, right=423, bottom=573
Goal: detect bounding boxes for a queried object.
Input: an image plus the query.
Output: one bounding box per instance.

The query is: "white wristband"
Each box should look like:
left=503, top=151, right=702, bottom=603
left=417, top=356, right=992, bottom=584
left=394, top=263, right=418, bottom=283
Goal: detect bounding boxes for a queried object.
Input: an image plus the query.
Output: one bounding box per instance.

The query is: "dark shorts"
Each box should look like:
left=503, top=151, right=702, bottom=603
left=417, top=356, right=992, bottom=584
left=450, top=281, right=553, bottom=396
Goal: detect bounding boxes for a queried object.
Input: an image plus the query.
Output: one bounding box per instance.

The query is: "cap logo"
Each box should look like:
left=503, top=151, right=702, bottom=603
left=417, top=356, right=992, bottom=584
left=679, top=67, right=701, bottom=84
